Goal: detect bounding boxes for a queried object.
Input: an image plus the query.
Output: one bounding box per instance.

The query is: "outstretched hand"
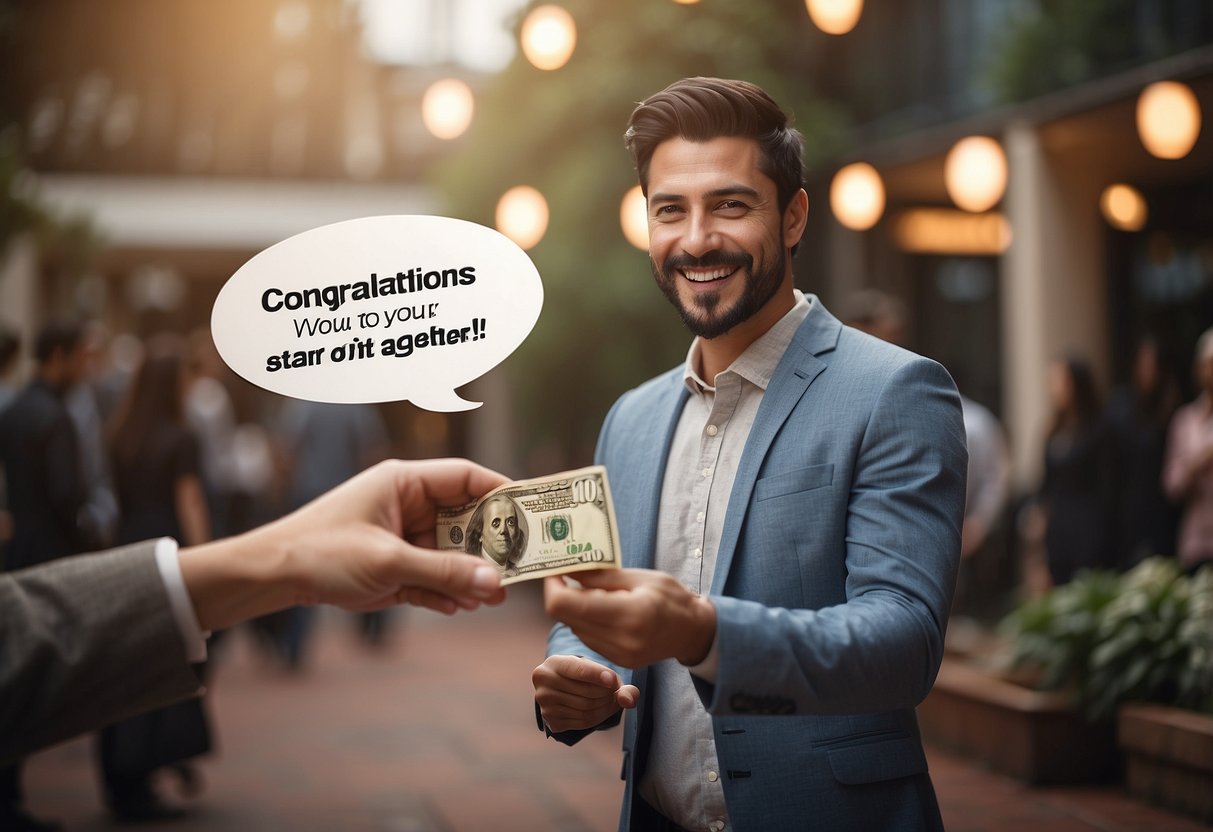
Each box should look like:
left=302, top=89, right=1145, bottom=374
left=180, top=458, right=510, bottom=630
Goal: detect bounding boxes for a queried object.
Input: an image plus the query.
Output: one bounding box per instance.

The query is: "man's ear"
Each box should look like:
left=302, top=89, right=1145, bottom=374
left=784, top=188, right=809, bottom=249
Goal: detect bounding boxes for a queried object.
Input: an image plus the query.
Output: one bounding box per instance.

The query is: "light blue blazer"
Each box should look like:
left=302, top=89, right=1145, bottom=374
left=546, top=297, right=968, bottom=831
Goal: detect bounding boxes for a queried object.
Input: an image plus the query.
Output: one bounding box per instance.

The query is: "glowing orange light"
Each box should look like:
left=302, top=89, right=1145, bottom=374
left=496, top=186, right=549, bottom=250
left=1099, top=184, right=1148, bottom=231
left=829, top=162, right=885, bottom=231
left=620, top=186, right=649, bottom=250
left=421, top=78, right=474, bottom=140
left=805, top=0, right=863, bottom=35
left=945, top=136, right=1007, bottom=213
left=520, top=5, right=576, bottom=71
left=892, top=208, right=1012, bottom=255
left=1137, top=81, right=1201, bottom=160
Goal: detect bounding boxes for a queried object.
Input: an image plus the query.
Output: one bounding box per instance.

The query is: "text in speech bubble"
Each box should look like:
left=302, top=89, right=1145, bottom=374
left=211, top=215, right=544, bottom=412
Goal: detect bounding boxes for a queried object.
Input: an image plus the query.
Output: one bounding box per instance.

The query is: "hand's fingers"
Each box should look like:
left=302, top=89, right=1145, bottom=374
left=541, top=654, right=620, bottom=689
left=616, top=684, right=640, bottom=709
left=534, top=670, right=620, bottom=703
left=545, top=578, right=633, bottom=631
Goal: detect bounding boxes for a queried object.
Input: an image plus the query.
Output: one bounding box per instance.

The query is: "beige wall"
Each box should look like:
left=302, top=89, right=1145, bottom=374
left=1002, top=120, right=1110, bottom=494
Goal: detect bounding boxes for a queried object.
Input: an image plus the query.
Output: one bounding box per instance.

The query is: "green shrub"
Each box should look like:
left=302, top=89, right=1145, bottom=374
left=1000, top=557, right=1213, bottom=720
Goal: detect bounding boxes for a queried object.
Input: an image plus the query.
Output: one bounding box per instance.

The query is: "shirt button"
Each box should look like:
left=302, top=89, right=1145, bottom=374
left=706, top=424, right=719, bottom=436
left=696, top=511, right=705, bottom=523
left=701, top=467, right=711, bottom=478
left=707, top=770, right=719, bottom=782
left=693, top=548, right=702, bottom=559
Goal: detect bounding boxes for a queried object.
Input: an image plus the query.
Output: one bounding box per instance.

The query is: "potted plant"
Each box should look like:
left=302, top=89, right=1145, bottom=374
left=1000, top=558, right=1213, bottom=821
left=919, top=569, right=1123, bottom=785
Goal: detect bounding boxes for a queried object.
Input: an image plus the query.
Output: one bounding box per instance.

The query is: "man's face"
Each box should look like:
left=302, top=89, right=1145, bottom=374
left=482, top=498, right=519, bottom=562
left=645, top=136, right=801, bottom=340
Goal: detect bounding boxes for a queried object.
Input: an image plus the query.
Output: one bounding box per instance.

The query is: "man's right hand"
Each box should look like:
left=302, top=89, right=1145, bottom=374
left=532, top=655, right=639, bottom=734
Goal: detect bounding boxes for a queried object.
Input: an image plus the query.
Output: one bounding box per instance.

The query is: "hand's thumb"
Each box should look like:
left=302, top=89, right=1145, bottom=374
left=397, top=546, right=502, bottom=599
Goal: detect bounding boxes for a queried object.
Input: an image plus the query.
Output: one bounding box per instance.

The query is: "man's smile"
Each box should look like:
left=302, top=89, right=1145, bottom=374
left=679, top=266, right=738, bottom=283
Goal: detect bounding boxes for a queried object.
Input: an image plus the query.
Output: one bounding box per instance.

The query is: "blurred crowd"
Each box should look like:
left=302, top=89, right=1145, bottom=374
left=0, top=319, right=393, bottom=827
left=841, top=290, right=1213, bottom=628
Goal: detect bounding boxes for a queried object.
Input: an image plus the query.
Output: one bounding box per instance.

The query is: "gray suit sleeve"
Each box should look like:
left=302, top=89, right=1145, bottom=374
left=0, top=542, right=205, bottom=763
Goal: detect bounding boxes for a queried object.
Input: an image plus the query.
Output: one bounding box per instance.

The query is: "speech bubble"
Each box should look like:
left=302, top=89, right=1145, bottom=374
left=211, top=215, right=544, bottom=412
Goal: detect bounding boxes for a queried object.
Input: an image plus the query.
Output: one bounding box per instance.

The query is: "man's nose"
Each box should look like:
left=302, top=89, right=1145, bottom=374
left=681, top=211, right=721, bottom=257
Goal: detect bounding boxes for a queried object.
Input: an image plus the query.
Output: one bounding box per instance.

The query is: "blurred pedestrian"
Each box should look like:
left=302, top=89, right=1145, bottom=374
left=268, top=400, right=391, bottom=662
left=1030, top=356, right=1116, bottom=587
left=840, top=291, right=1011, bottom=619
left=1162, top=327, right=1213, bottom=574
left=0, top=320, right=92, bottom=832
left=65, top=322, right=119, bottom=551
left=1105, top=335, right=1183, bottom=568
left=0, top=326, right=20, bottom=414
left=185, top=328, right=241, bottom=539
left=100, top=333, right=214, bottom=821
left=839, top=287, right=908, bottom=346
left=0, top=325, right=22, bottom=561
left=954, top=390, right=1011, bottom=621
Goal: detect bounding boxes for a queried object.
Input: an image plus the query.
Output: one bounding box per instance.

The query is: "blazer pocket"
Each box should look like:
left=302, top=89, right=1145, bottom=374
left=755, top=463, right=834, bottom=502
left=825, top=734, right=929, bottom=786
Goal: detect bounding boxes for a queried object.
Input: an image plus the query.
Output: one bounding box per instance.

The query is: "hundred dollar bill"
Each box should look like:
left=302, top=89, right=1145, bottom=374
left=435, top=465, right=621, bottom=585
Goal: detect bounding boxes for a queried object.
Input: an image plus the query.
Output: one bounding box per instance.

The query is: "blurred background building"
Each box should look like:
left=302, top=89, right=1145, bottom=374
left=2, top=0, right=1212, bottom=531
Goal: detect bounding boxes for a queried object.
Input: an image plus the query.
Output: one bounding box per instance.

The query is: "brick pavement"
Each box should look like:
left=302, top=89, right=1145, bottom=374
left=22, top=583, right=1210, bottom=831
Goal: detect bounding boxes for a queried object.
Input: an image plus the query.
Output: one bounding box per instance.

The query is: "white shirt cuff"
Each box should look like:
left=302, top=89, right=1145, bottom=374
left=153, top=537, right=209, bottom=663
left=685, top=632, right=720, bottom=683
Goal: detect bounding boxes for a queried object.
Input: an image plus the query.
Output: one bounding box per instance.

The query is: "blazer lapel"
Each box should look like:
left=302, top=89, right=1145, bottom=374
left=709, top=298, right=840, bottom=595
left=622, top=377, right=690, bottom=570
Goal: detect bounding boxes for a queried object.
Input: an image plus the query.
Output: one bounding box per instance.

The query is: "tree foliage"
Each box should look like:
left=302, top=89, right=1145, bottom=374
left=985, top=0, right=1203, bottom=104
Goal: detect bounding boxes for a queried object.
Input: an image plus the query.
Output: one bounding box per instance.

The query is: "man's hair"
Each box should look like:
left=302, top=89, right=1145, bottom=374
left=624, top=77, right=806, bottom=213
left=34, top=320, right=83, bottom=363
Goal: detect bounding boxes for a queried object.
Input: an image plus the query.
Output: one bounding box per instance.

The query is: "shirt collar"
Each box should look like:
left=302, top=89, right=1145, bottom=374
left=683, top=290, right=812, bottom=394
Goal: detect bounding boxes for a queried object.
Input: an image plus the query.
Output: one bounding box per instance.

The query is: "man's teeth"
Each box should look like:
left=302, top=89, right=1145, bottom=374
left=681, top=267, right=733, bottom=283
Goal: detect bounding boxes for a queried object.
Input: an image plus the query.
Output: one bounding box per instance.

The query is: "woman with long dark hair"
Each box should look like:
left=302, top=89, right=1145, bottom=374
left=1036, top=355, right=1117, bottom=586
left=100, top=334, right=213, bottom=820
left=1105, top=335, right=1183, bottom=568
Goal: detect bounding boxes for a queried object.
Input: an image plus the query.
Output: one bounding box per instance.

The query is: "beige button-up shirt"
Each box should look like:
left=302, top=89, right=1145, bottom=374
left=638, top=292, right=812, bottom=831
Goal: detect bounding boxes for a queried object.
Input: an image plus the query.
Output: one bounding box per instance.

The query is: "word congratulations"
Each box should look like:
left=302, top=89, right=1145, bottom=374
left=261, top=266, right=477, bottom=314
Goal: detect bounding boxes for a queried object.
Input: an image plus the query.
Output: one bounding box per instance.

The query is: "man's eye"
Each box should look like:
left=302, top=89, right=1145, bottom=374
left=717, top=200, right=747, bottom=211
left=507, top=518, right=517, bottom=528
left=653, top=204, right=681, bottom=217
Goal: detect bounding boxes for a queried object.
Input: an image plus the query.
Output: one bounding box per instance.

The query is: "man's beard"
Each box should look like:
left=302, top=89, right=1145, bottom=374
left=652, top=248, right=786, bottom=340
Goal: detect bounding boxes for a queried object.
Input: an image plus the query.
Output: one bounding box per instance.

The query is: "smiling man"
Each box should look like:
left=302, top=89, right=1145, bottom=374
left=532, top=77, right=969, bottom=831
